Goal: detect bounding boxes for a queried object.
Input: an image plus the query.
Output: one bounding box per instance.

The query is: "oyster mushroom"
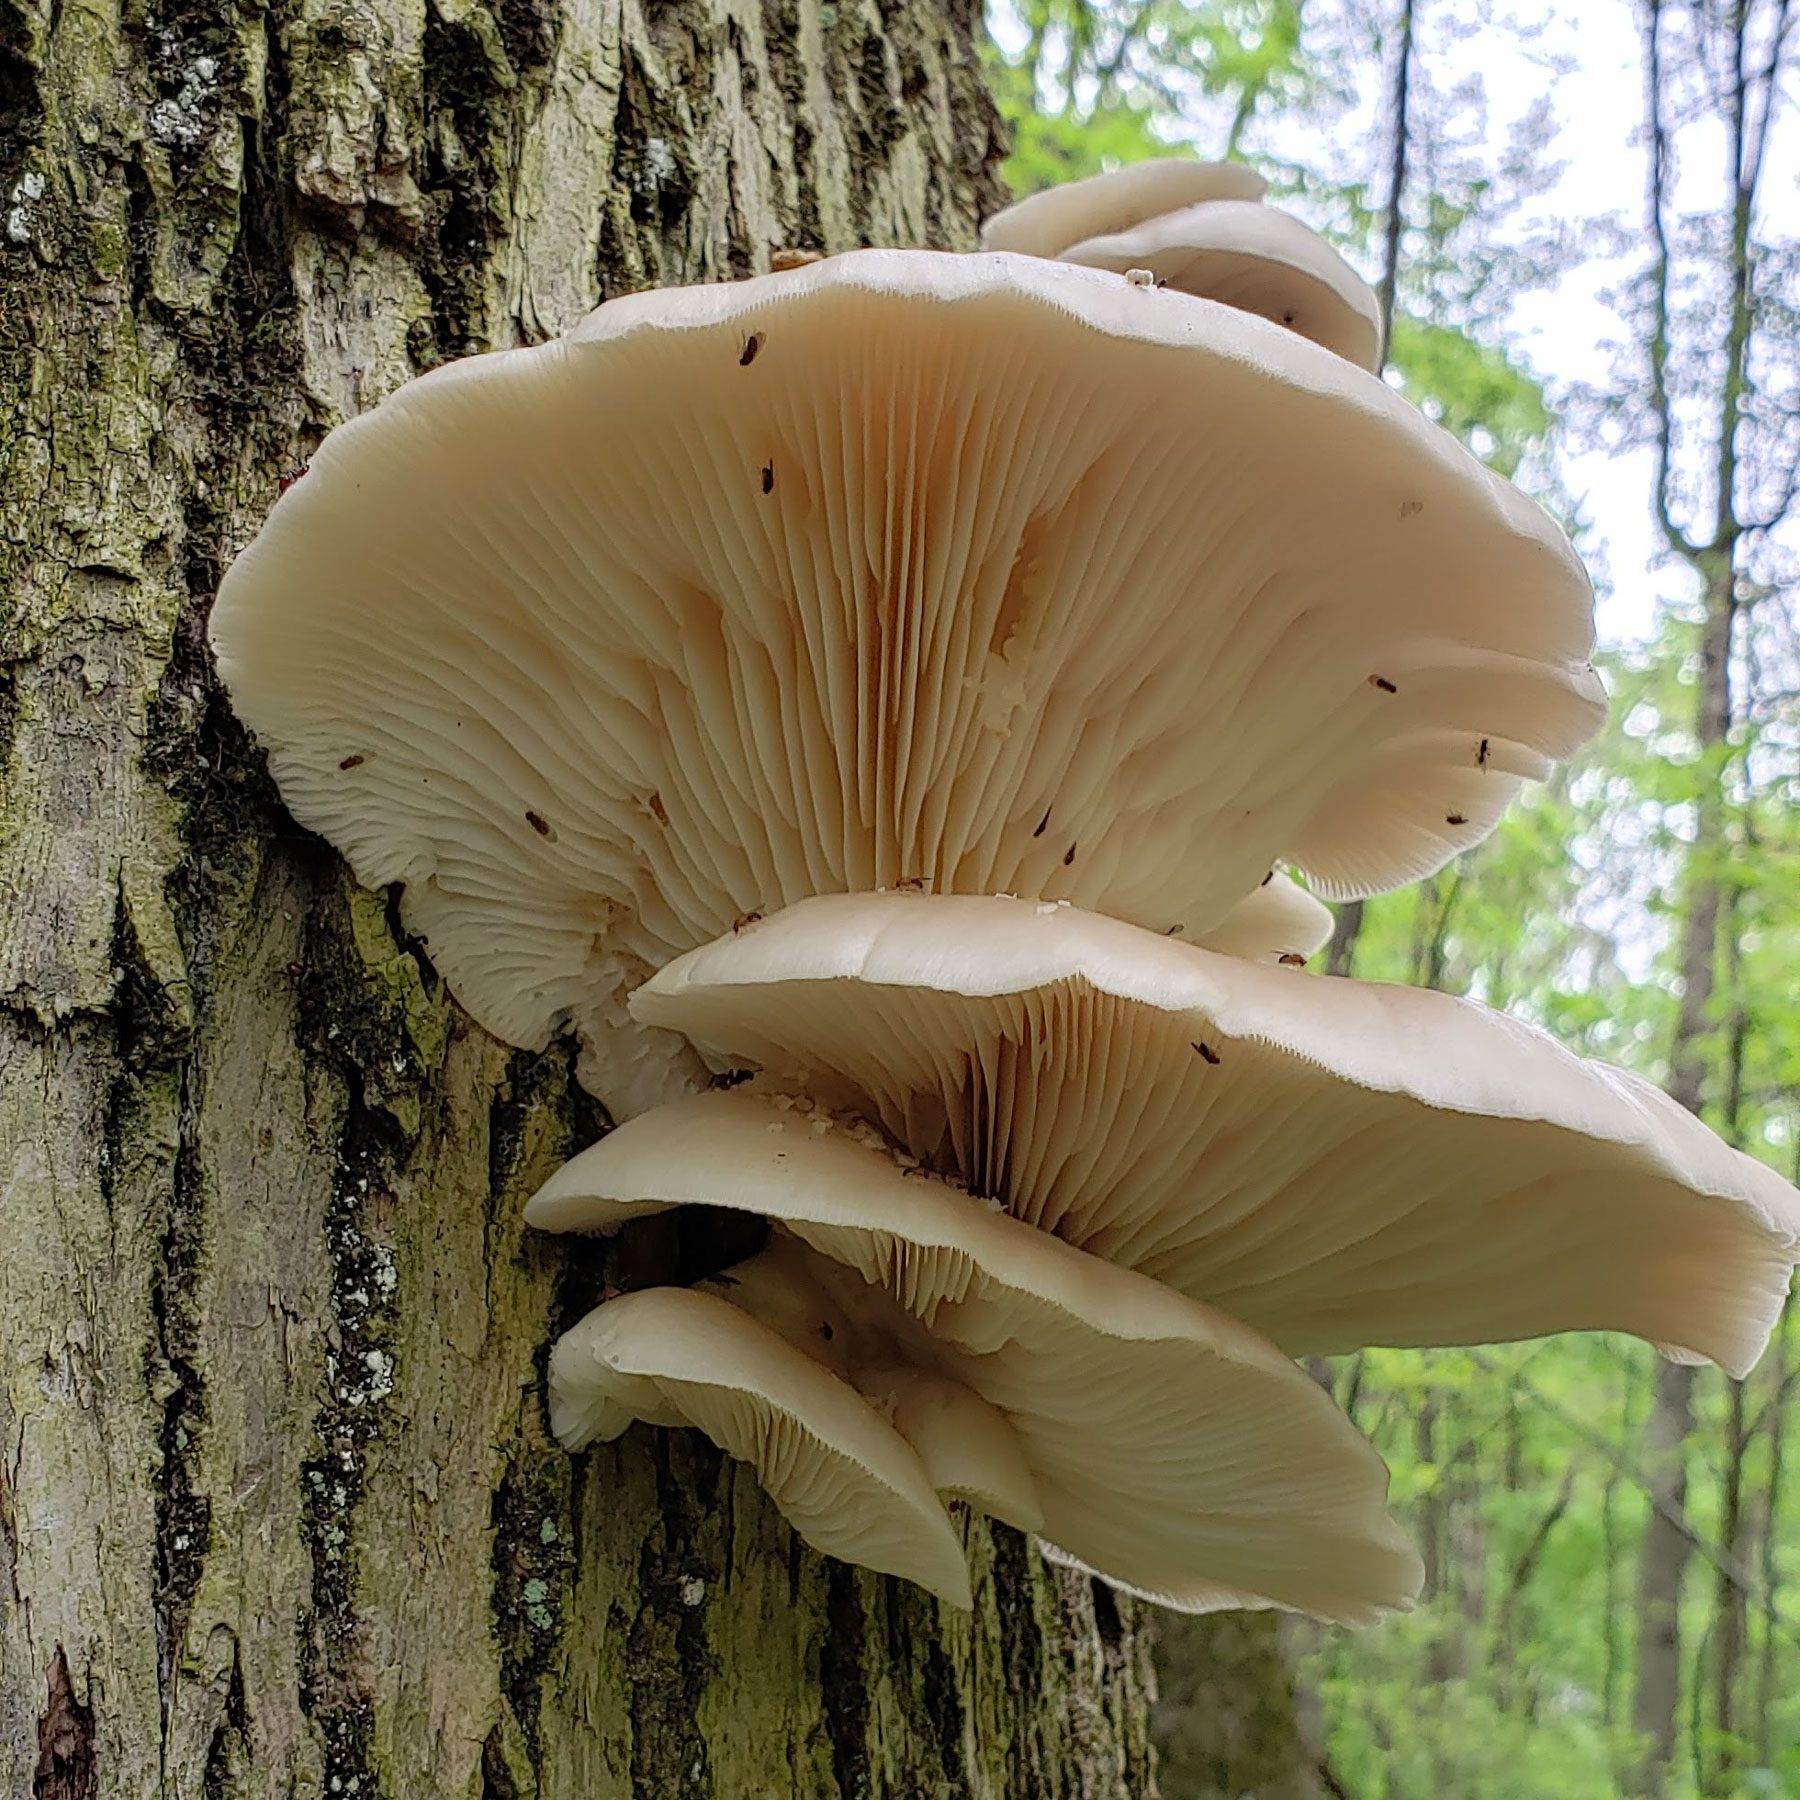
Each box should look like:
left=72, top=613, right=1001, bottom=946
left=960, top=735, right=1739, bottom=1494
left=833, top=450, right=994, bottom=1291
left=209, top=248, right=1600, bottom=1119
left=984, top=161, right=1383, bottom=369
left=537, top=1088, right=1423, bottom=1623
left=631, top=892, right=1800, bottom=1379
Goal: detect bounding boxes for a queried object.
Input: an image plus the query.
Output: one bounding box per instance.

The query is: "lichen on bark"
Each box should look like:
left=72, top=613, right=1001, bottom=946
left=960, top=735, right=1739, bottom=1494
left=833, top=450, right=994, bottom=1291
left=0, top=0, right=1159, bottom=1793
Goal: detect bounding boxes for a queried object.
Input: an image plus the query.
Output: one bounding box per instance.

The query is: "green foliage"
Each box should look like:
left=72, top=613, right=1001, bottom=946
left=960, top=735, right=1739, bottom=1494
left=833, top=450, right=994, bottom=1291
left=986, top=0, right=1307, bottom=194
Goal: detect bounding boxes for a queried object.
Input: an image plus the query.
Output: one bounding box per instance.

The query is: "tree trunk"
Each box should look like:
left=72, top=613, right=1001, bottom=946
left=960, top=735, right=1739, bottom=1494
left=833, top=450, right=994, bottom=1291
left=1151, top=1615, right=1328, bottom=1800
left=0, top=4, right=1163, bottom=1794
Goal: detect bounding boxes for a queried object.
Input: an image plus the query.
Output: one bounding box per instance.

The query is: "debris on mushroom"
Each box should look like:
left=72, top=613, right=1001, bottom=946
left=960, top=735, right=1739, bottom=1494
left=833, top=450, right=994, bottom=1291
left=209, top=249, right=1601, bottom=1120
left=983, top=161, right=1384, bottom=370
left=632, top=893, right=1800, bottom=1380
left=534, top=1088, right=1423, bottom=1623
left=550, top=1282, right=974, bottom=1608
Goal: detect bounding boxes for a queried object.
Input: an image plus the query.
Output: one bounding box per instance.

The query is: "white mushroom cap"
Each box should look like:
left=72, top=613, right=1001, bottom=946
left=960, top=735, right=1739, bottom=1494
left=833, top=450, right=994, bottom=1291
left=631, top=894, right=1800, bottom=1379
left=1059, top=200, right=1385, bottom=371
left=980, top=158, right=1268, bottom=258
left=210, top=248, right=1600, bottom=1116
left=548, top=1283, right=974, bottom=1607
left=1193, top=871, right=1334, bottom=964
left=530, top=1087, right=1423, bottom=1624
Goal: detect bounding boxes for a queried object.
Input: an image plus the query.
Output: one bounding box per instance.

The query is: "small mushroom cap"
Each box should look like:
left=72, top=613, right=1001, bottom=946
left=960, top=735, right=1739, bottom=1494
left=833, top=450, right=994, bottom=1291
left=549, top=1284, right=973, bottom=1607
left=1059, top=200, right=1385, bottom=371
left=632, top=894, right=1800, bottom=1379
left=530, top=1088, right=1423, bottom=1624
left=1193, top=871, right=1334, bottom=963
left=210, top=249, right=1600, bottom=1117
left=980, top=158, right=1268, bottom=258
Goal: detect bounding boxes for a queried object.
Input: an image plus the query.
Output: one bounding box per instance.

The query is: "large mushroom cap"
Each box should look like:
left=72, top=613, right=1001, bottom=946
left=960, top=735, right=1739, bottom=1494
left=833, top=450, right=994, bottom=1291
left=632, top=894, right=1800, bottom=1379
left=549, top=1282, right=974, bottom=1607
left=211, top=247, right=1600, bottom=1116
left=532, top=1087, right=1423, bottom=1623
left=980, top=158, right=1268, bottom=258
left=1059, top=200, right=1385, bottom=371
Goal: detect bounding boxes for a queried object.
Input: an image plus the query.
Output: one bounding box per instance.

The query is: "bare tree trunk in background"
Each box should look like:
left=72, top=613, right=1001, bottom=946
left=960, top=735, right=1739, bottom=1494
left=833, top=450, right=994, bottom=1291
left=1627, top=0, right=1773, bottom=1789
left=1703, top=980, right=1753, bottom=1796
left=0, top=4, right=1166, bottom=1794
left=1151, top=1615, right=1331, bottom=1800
left=1754, top=1299, right=1793, bottom=1767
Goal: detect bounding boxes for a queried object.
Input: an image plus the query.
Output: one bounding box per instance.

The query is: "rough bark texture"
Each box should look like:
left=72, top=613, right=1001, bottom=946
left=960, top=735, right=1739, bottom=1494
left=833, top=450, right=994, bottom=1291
left=1151, top=1616, right=1326, bottom=1800
left=0, top=2, right=1163, bottom=1793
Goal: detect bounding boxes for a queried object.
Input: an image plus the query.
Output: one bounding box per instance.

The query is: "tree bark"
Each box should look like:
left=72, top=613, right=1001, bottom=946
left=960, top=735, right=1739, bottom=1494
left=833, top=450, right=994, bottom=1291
left=0, top=3, right=1163, bottom=1794
left=1151, top=1615, right=1328, bottom=1800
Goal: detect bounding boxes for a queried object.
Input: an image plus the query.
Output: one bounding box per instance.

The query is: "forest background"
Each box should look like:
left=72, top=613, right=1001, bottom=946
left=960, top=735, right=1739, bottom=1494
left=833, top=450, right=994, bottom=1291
left=984, top=2, right=1800, bottom=1795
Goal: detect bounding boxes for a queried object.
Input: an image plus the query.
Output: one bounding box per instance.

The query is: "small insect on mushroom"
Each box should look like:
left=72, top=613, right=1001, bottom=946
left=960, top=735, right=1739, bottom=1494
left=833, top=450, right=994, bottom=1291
left=1278, top=952, right=1306, bottom=967
left=761, top=461, right=774, bottom=494
left=1164, top=924, right=1184, bottom=936
left=894, top=876, right=927, bottom=893
left=338, top=754, right=365, bottom=771
left=739, top=332, right=764, bottom=367
left=709, top=1067, right=756, bottom=1090
left=1446, top=812, right=1468, bottom=826
left=1477, top=737, right=1491, bottom=770
left=1063, top=843, right=1077, bottom=867
left=1033, top=806, right=1051, bottom=838
left=647, top=790, right=670, bottom=826
left=732, top=911, right=764, bottom=934
left=278, top=464, right=309, bottom=495
left=525, top=809, right=555, bottom=839
left=1369, top=675, right=1399, bottom=694
left=1191, top=1041, right=1223, bottom=1065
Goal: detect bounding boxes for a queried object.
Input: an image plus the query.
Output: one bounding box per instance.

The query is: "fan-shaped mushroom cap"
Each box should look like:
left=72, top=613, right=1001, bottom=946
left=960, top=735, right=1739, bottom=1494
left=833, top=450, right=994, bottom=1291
left=980, top=158, right=1267, bottom=259
left=632, top=894, right=1800, bottom=1379
left=549, top=1283, right=973, bottom=1607
left=530, top=1088, right=1423, bottom=1624
left=210, top=248, right=1600, bottom=1117
left=1059, top=200, right=1384, bottom=371
left=1193, top=871, right=1334, bottom=963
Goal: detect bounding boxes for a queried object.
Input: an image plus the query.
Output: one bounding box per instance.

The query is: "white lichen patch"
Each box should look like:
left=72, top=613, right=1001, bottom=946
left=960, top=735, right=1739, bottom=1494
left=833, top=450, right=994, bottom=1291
left=6, top=171, right=45, bottom=245
left=149, top=56, right=220, bottom=150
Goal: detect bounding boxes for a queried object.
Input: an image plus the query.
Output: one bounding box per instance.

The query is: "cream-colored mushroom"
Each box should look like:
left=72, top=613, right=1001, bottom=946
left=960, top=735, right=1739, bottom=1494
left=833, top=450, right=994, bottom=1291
left=209, top=248, right=1600, bottom=1119
left=631, top=893, right=1800, bottom=1379
left=979, top=157, right=1267, bottom=259
left=533, top=1088, right=1424, bottom=1624
left=1193, top=870, right=1334, bottom=964
left=1059, top=200, right=1385, bottom=371
left=548, top=1282, right=974, bottom=1607
left=984, top=163, right=1383, bottom=369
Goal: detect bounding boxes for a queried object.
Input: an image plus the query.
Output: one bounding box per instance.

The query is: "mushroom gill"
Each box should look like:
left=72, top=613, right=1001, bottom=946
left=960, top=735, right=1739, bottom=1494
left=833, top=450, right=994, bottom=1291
left=536, top=1088, right=1423, bottom=1624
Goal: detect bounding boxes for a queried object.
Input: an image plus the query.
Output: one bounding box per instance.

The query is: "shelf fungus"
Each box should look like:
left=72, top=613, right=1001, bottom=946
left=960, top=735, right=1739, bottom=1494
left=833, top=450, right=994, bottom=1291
left=533, top=1089, right=1424, bottom=1624
left=634, top=892, right=1800, bottom=1382
left=982, top=157, right=1385, bottom=371
left=209, top=217, right=1797, bottom=1623
left=210, top=246, right=1601, bottom=1122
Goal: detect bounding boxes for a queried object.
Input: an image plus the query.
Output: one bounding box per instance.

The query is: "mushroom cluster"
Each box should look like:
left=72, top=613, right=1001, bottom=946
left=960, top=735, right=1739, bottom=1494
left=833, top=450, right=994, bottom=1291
left=211, top=159, right=1800, bottom=1624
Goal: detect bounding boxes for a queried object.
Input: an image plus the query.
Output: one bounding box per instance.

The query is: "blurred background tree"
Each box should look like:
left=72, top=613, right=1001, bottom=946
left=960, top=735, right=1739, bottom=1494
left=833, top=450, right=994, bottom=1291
left=985, top=2, right=1800, bottom=1795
